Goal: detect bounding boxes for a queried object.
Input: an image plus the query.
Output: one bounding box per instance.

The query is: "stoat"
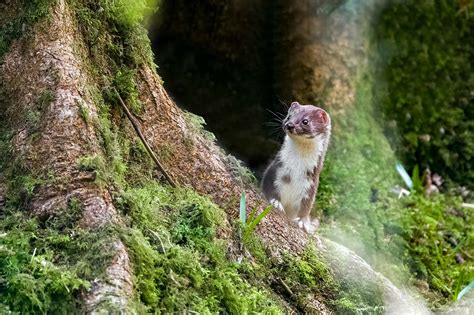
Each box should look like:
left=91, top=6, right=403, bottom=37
left=262, top=101, right=331, bottom=234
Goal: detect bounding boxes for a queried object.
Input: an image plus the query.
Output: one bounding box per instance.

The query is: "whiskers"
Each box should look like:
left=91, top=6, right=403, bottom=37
left=263, top=98, right=292, bottom=139
left=277, top=98, right=290, bottom=111
left=264, top=108, right=286, bottom=139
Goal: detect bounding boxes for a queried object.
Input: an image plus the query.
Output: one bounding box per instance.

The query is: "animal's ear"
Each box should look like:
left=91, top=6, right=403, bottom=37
left=290, top=101, right=301, bottom=110
left=315, top=110, right=329, bottom=124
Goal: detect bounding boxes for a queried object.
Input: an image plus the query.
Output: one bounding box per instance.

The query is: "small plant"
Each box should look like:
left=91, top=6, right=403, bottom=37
left=239, top=192, right=273, bottom=237
left=411, top=165, right=423, bottom=193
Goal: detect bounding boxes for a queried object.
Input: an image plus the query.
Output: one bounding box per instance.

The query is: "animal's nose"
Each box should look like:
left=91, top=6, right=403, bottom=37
left=285, top=123, right=295, bottom=131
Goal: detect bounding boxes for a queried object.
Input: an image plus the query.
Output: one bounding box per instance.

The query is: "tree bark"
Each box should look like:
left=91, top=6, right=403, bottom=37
left=1, top=1, right=134, bottom=311
left=274, top=0, right=382, bottom=108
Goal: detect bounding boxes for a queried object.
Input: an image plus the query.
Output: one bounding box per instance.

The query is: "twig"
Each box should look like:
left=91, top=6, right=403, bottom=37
left=113, top=87, right=177, bottom=187
left=44, top=50, right=62, bottom=62
left=277, top=277, right=294, bottom=297
left=460, top=249, right=473, bottom=260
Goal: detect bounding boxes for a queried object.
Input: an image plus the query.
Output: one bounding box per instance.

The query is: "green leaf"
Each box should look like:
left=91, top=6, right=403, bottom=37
left=245, top=205, right=273, bottom=235
left=411, top=165, right=423, bottom=192
left=239, top=192, right=246, bottom=224
left=457, top=279, right=474, bottom=301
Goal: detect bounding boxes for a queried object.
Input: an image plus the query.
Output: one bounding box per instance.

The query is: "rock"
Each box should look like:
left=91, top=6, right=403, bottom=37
left=319, top=237, right=431, bottom=315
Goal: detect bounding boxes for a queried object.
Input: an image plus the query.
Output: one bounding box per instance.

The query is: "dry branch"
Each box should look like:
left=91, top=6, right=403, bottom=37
left=113, top=87, right=177, bottom=188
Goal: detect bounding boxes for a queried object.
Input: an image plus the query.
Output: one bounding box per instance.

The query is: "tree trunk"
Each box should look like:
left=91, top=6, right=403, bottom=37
left=274, top=0, right=374, bottom=108
left=1, top=1, right=134, bottom=311
left=0, top=0, right=311, bottom=312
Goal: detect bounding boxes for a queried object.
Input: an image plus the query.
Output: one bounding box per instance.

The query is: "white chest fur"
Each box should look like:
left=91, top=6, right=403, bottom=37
left=274, top=135, right=325, bottom=219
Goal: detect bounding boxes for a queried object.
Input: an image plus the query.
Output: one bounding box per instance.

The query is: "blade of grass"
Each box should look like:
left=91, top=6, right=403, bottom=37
left=247, top=202, right=260, bottom=223
left=239, top=192, right=246, bottom=224
left=245, top=205, right=273, bottom=234
left=457, top=279, right=474, bottom=301
left=396, top=162, right=413, bottom=189
left=411, top=165, right=423, bottom=192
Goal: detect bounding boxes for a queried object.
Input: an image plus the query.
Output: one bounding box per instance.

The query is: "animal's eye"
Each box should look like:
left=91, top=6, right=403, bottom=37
left=302, top=119, right=309, bottom=125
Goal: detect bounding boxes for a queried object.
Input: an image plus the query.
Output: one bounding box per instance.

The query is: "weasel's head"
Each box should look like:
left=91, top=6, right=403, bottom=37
left=282, top=102, right=331, bottom=140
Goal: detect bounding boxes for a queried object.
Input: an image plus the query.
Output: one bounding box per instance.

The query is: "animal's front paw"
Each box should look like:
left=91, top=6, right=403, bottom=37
left=269, top=199, right=284, bottom=212
left=294, top=217, right=319, bottom=234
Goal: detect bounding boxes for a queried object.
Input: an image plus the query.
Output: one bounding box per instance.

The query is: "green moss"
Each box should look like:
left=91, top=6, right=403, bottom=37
left=66, top=0, right=157, bottom=171
left=35, top=90, right=55, bottom=110
left=274, top=246, right=336, bottom=299
left=70, top=0, right=161, bottom=189
left=118, top=182, right=284, bottom=313
left=124, top=139, right=156, bottom=186
left=241, top=228, right=270, bottom=267
left=78, top=154, right=105, bottom=172
left=72, top=0, right=155, bottom=71
left=318, top=73, right=405, bottom=280
left=0, top=201, right=117, bottom=313
left=240, top=220, right=384, bottom=315
left=386, top=193, right=474, bottom=306
left=4, top=171, right=44, bottom=209
left=0, top=0, right=54, bottom=61
left=156, top=144, right=175, bottom=162
left=375, top=0, right=474, bottom=188
left=78, top=101, right=90, bottom=126
left=283, top=245, right=384, bottom=313
left=184, top=111, right=217, bottom=142
left=78, top=153, right=127, bottom=189
left=333, top=297, right=358, bottom=313
left=105, top=0, right=156, bottom=28
left=112, top=68, right=143, bottom=114
left=227, top=155, right=258, bottom=186
left=77, top=88, right=131, bottom=191
left=95, top=107, right=115, bottom=154
left=78, top=155, right=107, bottom=187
